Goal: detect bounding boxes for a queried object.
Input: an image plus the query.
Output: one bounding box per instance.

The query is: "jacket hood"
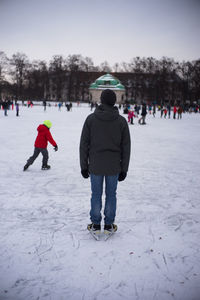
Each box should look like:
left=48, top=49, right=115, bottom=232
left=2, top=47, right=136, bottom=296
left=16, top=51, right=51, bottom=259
left=94, top=104, right=119, bottom=121
left=37, top=124, right=49, bottom=132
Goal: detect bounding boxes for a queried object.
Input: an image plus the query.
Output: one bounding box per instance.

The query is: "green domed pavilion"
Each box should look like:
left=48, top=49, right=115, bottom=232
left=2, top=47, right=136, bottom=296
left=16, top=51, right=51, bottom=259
left=89, top=74, right=125, bottom=104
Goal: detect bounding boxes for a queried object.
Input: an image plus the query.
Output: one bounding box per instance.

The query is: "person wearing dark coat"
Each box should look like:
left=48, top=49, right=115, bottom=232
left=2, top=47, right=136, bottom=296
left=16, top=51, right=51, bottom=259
left=16, top=102, right=19, bottom=116
left=80, top=89, right=131, bottom=233
left=153, top=104, right=156, bottom=117
left=43, top=100, right=47, bottom=111
left=2, top=100, right=9, bottom=116
left=138, top=103, right=147, bottom=124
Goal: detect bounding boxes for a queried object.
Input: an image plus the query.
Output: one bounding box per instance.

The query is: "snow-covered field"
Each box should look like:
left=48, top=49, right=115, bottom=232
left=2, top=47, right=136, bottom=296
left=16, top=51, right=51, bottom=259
left=0, top=104, right=200, bottom=300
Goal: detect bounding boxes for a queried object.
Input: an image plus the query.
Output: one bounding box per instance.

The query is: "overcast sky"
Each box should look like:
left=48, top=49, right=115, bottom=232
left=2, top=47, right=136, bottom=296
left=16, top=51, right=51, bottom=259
left=0, top=0, right=200, bottom=66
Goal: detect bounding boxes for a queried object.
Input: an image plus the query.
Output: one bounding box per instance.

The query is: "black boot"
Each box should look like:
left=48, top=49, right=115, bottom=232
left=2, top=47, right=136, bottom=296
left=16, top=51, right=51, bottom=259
left=104, top=224, right=118, bottom=233
left=87, top=223, right=101, bottom=232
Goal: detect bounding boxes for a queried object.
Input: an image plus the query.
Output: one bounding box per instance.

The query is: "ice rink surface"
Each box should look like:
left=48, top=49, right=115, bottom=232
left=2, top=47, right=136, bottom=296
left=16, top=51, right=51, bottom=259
left=0, top=104, right=200, bottom=300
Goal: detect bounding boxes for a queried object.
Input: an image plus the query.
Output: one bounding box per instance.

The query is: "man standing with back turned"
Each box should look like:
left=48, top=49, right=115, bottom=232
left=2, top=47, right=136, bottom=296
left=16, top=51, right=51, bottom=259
left=80, top=89, right=131, bottom=237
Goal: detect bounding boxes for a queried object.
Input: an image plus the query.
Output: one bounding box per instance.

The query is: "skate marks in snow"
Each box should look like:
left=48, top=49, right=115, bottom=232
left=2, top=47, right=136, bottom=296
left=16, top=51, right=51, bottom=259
left=1, top=196, right=200, bottom=299
left=114, top=215, right=200, bottom=299
left=165, top=212, right=200, bottom=233
left=69, top=232, right=80, bottom=249
left=34, top=224, right=66, bottom=263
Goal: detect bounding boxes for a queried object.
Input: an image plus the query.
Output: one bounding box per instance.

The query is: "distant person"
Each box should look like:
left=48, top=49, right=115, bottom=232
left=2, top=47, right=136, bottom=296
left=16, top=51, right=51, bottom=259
left=69, top=102, right=72, bottom=111
left=173, top=105, right=177, bottom=119
left=177, top=106, right=183, bottom=119
left=164, top=107, right=167, bottom=118
left=16, top=102, right=19, bottom=117
left=136, top=105, right=140, bottom=115
left=138, top=103, right=147, bottom=125
left=128, top=109, right=136, bottom=124
left=90, top=102, right=94, bottom=111
left=167, top=104, right=171, bottom=118
left=123, top=104, right=129, bottom=114
left=43, top=100, right=47, bottom=111
left=66, top=102, right=70, bottom=111
left=160, top=105, right=164, bottom=118
left=153, top=104, right=156, bottom=117
left=2, top=100, right=8, bottom=116
left=58, top=102, right=62, bottom=111
left=80, top=89, right=131, bottom=236
left=23, top=120, right=58, bottom=171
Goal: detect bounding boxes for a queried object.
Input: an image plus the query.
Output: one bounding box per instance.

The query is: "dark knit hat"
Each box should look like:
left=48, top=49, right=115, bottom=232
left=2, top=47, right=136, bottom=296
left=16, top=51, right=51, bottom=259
left=100, top=89, right=116, bottom=106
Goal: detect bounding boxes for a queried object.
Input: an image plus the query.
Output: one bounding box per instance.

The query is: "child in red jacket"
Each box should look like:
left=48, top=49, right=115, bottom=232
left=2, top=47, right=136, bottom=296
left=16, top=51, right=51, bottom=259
left=23, top=120, right=58, bottom=171
left=128, top=110, right=136, bottom=124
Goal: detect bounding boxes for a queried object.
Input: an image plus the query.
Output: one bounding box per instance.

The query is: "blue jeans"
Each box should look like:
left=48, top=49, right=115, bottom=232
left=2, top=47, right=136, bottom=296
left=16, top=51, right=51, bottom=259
left=90, top=174, right=118, bottom=225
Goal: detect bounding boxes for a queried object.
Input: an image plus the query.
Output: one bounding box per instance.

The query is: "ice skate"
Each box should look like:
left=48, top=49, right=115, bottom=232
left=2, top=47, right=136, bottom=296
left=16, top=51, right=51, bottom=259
left=104, top=224, right=117, bottom=240
left=41, top=164, right=51, bottom=170
left=23, top=164, right=29, bottom=171
left=87, top=223, right=101, bottom=240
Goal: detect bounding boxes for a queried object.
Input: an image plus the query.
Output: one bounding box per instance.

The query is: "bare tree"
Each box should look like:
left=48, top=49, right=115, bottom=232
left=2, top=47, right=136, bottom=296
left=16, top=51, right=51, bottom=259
left=81, top=56, right=95, bottom=72
left=99, top=61, right=112, bottom=73
left=25, top=60, right=49, bottom=100
left=145, top=57, right=159, bottom=73
left=120, top=62, right=131, bottom=72
left=113, top=63, right=119, bottom=73
left=176, top=60, right=194, bottom=103
left=191, top=59, right=200, bottom=101
left=49, top=55, right=65, bottom=100
left=64, top=54, right=96, bottom=101
left=10, top=52, right=29, bottom=99
left=129, top=57, right=143, bottom=73
left=0, top=51, right=8, bottom=80
left=0, top=51, right=9, bottom=99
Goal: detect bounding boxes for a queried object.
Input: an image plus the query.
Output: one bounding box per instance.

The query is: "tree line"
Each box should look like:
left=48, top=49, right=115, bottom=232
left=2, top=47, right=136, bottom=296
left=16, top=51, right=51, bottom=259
left=0, top=50, right=200, bottom=104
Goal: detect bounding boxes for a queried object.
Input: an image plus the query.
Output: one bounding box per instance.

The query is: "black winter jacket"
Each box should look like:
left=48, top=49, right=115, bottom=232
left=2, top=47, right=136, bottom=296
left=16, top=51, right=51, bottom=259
left=79, top=104, right=131, bottom=176
left=141, top=104, right=147, bottom=116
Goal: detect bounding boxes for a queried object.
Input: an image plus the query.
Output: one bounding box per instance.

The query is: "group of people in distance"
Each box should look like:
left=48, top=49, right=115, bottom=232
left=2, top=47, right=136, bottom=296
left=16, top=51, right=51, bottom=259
left=0, top=100, right=19, bottom=116
left=125, top=102, right=192, bottom=125
left=158, top=104, right=183, bottom=119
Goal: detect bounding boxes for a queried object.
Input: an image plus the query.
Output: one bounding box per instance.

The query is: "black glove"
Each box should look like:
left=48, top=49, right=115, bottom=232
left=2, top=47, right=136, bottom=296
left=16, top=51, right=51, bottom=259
left=54, top=145, right=58, bottom=151
left=81, top=169, right=89, bottom=179
left=118, top=172, right=127, bottom=182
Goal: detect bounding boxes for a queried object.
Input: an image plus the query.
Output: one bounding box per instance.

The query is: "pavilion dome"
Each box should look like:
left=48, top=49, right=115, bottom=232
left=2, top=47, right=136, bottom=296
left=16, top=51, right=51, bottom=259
left=89, top=73, right=125, bottom=90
